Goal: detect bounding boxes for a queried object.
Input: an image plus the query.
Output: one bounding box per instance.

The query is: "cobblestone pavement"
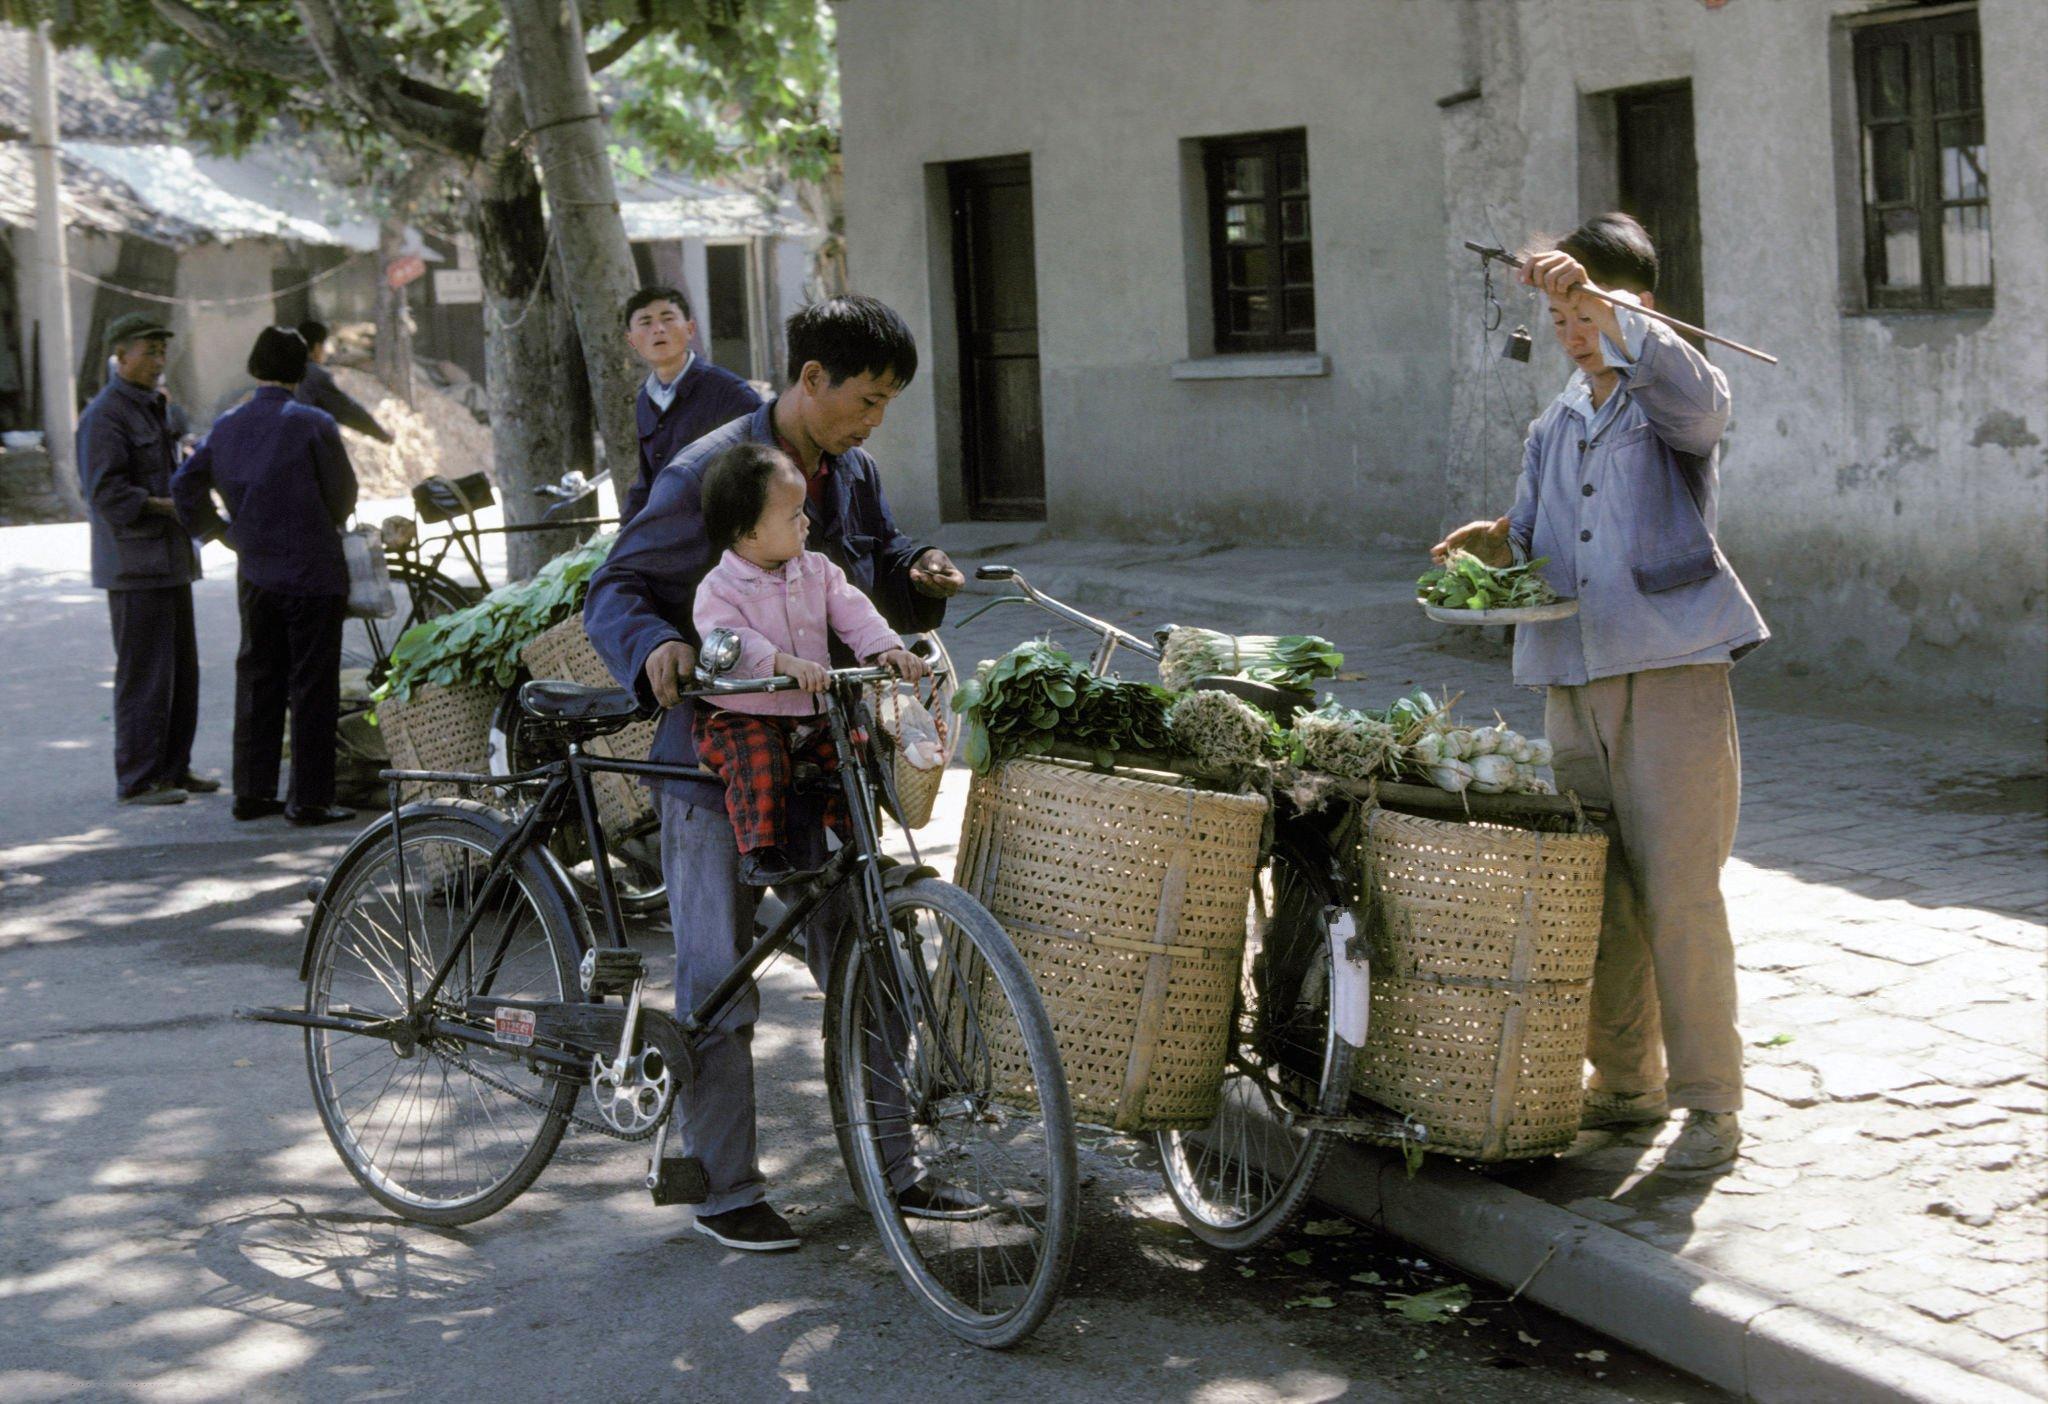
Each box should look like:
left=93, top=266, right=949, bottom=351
left=935, top=535, right=2048, bottom=1397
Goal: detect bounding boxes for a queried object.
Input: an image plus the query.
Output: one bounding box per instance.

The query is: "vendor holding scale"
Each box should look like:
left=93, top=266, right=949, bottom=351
left=1434, top=213, right=1768, bottom=1174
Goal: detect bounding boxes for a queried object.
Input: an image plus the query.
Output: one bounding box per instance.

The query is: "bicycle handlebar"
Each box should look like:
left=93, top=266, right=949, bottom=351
left=957, top=564, right=1163, bottom=662
left=685, top=660, right=948, bottom=701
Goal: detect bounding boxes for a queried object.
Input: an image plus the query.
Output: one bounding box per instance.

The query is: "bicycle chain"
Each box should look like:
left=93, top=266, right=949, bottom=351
left=427, top=1040, right=671, bottom=1144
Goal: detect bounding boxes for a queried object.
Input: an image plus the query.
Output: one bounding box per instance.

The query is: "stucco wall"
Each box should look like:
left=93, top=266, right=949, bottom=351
left=1442, top=0, right=2046, bottom=710
left=839, top=0, right=1463, bottom=544
left=165, top=240, right=288, bottom=421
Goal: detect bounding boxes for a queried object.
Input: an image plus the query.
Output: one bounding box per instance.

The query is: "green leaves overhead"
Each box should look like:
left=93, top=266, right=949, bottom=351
left=1416, top=550, right=1560, bottom=611
left=376, top=532, right=616, bottom=704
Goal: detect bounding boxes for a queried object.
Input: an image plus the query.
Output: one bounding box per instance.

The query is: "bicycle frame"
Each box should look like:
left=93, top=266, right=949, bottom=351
left=951, top=567, right=1162, bottom=676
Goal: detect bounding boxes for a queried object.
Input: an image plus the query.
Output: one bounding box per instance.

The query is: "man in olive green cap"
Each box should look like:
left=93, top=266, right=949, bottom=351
left=79, top=311, right=213, bottom=805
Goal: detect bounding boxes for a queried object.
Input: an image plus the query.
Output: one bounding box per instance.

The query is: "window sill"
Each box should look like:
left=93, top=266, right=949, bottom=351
left=1170, top=352, right=1330, bottom=381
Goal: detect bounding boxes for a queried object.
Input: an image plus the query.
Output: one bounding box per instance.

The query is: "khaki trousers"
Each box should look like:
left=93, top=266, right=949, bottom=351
left=1545, top=664, right=1744, bottom=1112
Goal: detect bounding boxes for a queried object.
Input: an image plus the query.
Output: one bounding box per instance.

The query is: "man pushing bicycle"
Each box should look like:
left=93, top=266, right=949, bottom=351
left=584, top=295, right=977, bottom=1251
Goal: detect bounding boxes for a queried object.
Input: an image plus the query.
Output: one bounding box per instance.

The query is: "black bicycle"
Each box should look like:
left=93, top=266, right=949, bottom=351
left=243, top=640, right=1079, bottom=1348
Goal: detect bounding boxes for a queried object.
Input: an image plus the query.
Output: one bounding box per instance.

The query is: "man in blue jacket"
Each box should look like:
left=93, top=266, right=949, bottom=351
left=173, top=326, right=360, bottom=826
left=585, top=294, right=968, bottom=1251
left=1435, top=214, right=1767, bottom=1175
left=78, top=312, right=210, bottom=807
left=618, top=286, right=763, bottom=525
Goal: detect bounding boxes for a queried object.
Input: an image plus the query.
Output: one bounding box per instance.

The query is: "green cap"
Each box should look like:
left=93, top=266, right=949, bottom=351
left=104, top=311, right=175, bottom=350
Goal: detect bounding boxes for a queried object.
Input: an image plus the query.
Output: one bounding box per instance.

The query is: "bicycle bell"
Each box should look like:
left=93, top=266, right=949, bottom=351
left=696, top=627, right=743, bottom=682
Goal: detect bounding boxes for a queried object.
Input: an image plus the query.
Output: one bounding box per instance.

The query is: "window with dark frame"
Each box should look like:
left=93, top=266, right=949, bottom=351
left=1204, top=130, right=1314, bottom=353
left=1853, top=7, right=1990, bottom=310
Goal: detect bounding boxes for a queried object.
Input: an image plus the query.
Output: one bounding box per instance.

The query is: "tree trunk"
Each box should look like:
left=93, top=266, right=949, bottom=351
left=500, top=0, right=641, bottom=493
left=476, top=61, right=586, bottom=582
left=794, top=157, right=847, bottom=301
left=372, top=214, right=415, bottom=404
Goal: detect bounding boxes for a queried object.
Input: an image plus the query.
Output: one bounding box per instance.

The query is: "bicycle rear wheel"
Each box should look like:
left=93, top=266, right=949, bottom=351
left=825, top=877, right=1077, bottom=1349
left=1156, top=839, right=1353, bottom=1250
left=303, top=802, right=586, bottom=1225
left=343, top=562, right=475, bottom=689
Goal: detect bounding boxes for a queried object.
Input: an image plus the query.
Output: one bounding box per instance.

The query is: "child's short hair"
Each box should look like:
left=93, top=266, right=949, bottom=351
left=1556, top=212, right=1659, bottom=295
left=701, top=443, right=799, bottom=552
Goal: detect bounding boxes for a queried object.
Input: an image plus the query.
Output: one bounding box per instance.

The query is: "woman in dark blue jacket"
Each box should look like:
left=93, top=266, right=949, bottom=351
left=173, top=326, right=359, bottom=826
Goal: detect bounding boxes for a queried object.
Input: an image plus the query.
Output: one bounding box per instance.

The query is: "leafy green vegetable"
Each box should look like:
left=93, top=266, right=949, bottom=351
left=1416, top=550, right=1559, bottom=611
left=1158, top=628, right=1343, bottom=692
left=951, top=641, right=1179, bottom=773
left=375, top=533, right=617, bottom=704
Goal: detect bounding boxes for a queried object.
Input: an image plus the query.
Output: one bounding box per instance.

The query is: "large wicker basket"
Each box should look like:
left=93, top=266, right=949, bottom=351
left=953, top=758, right=1267, bottom=1131
left=1353, top=808, right=1608, bottom=1161
left=375, top=680, right=500, bottom=801
left=520, top=616, right=657, bottom=836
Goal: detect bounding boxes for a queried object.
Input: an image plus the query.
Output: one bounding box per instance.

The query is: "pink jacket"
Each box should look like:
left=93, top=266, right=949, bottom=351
left=692, top=548, right=903, bottom=715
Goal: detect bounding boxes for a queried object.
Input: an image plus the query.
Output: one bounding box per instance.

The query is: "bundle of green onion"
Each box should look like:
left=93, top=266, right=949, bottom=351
left=1157, top=627, right=1343, bottom=693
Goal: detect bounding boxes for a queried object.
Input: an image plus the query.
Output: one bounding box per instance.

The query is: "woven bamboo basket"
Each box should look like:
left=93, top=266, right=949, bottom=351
left=1352, top=807, right=1608, bottom=1161
left=952, top=758, right=1267, bottom=1131
left=375, top=680, right=500, bottom=801
left=521, top=616, right=657, bottom=836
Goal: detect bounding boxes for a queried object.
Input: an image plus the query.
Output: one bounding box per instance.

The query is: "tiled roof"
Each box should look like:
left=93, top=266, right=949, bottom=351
left=0, top=142, right=199, bottom=243
left=0, top=26, right=177, bottom=144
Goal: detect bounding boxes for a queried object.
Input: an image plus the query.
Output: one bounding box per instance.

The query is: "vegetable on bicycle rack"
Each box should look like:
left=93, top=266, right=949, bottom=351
left=1166, top=689, right=1284, bottom=771
left=1415, top=549, right=1560, bottom=612
left=954, top=640, right=1180, bottom=773
left=375, top=532, right=617, bottom=704
left=1157, top=628, right=1343, bottom=693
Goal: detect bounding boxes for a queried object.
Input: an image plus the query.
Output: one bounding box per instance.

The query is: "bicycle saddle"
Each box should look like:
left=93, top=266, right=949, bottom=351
left=518, top=680, right=643, bottom=733
left=1187, top=675, right=1314, bottom=725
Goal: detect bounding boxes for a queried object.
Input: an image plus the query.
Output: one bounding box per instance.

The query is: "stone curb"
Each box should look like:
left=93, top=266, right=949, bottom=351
left=1314, top=1138, right=2039, bottom=1404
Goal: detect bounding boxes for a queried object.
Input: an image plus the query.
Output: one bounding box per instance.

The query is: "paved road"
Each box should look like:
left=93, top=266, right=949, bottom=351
left=0, top=521, right=1724, bottom=1402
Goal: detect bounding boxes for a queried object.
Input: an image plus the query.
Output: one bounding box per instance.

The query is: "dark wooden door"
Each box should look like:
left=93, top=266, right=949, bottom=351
left=1616, top=83, right=1705, bottom=340
left=950, top=156, right=1044, bottom=520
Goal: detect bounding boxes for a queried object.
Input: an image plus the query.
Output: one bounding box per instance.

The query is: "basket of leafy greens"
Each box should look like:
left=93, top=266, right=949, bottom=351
left=1416, top=550, right=1577, bottom=624
left=1156, top=628, right=1343, bottom=693
left=952, top=641, right=1180, bottom=773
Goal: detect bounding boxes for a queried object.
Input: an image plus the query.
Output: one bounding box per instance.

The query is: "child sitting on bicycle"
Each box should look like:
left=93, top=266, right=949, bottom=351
left=693, top=442, right=928, bottom=886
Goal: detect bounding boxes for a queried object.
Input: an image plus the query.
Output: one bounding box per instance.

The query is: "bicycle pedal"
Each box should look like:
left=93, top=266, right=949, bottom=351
left=580, top=947, right=646, bottom=998
left=647, top=1155, right=710, bottom=1206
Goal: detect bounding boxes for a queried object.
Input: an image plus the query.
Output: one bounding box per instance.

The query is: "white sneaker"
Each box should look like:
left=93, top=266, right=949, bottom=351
left=1661, top=1111, right=1740, bottom=1173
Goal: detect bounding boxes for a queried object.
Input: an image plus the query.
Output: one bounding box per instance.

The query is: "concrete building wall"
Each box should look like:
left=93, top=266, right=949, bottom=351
left=839, top=0, right=1465, bottom=544
left=166, top=240, right=289, bottom=420
left=1441, top=0, right=2047, bottom=709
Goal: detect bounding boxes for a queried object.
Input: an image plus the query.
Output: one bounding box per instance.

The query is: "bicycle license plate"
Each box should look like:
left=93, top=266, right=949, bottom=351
left=492, top=1007, right=537, bottom=1047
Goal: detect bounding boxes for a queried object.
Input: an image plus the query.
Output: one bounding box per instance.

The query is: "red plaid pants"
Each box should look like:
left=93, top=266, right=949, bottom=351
left=693, top=709, right=847, bottom=855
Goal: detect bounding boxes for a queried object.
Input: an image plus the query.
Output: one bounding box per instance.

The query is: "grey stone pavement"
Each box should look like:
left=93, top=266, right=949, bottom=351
left=0, top=515, right=1725, bottom=1404
left=1, top=509, right=2041, bottom=1399
left=933, top=531, right=2048, bottom=1399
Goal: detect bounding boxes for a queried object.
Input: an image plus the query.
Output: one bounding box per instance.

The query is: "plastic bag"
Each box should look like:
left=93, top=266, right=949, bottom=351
left=343, top=525, right=396, bottom=620
left=884, top=688, right=946, bottom=771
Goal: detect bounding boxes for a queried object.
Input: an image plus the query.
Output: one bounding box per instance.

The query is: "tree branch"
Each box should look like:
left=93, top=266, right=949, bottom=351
left=588, top=21, right=651, bottom=75
left=292, top=0, right=486, bottom=160
left=146, top=0, right=321, bottom=83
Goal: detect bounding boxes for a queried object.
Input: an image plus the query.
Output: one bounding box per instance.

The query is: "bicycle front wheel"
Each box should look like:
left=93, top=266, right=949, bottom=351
left=825, top=877, right=1078, bottom=1349
left=1156, top=838, right=1353, bottom=1250
left=304, top=802, right=586, bottom=1225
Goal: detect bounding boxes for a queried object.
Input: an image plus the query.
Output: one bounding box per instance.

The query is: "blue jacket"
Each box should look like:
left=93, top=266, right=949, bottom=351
left=620, top=357, right=763, bottom=525
left=171, top=387, right=359, bottom=597
left=1507, top=305, right=1768, bottom=686
left=584, top=398, right=944, bottom=797
left=78, top=376, right=202, bottom=591
left=295, top=360, right=392, bottom=442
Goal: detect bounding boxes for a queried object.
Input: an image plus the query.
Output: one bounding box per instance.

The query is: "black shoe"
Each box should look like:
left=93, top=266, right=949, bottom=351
left=692, top=1202, right=800, bottom=1252
left=737, top=846, right=817, bottom=888
left=176, top=771, right=222, bottom=794
left=285, top=804, right=356, bottom=828
left=117, top=783, right=188, bottom=807
left=233, top=796, right=287, bottom=822
left=897, top=1178, right=996, bottom=1221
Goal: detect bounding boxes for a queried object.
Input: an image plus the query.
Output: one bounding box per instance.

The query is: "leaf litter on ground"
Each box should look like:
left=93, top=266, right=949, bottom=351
left=1384, top=1283, right=1473, bottom=1323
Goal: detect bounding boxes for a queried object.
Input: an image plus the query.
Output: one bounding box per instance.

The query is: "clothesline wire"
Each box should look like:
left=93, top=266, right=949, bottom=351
left=64, top=249, right=373, bottom=310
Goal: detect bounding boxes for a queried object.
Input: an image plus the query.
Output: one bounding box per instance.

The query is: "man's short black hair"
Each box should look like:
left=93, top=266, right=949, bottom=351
left=296, top=319, right=329, bottom=349
left=701, top=442, right=800, bottom=553
left=625, top=285, right=692, bottom=326
left=1555, top=213, right=1658, bottom=295
left=785, top=294, right=917, bottom=389
left=248, top=325, right=310, bottom=385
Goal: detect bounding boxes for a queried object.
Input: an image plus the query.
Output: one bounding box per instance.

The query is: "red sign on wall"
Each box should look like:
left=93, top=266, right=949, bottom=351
left=385, top=255, right=427, bottom=290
